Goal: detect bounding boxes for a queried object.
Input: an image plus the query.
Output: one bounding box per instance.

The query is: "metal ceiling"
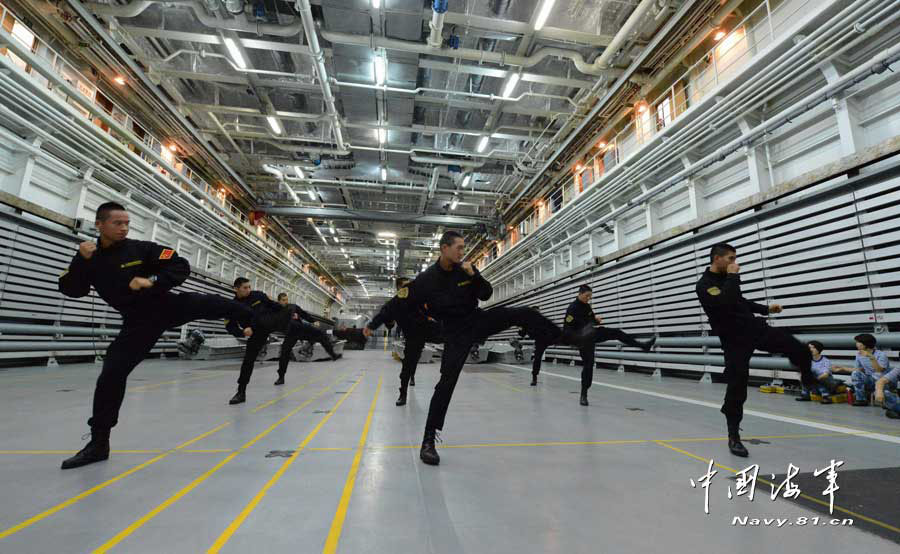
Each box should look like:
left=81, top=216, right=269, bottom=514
left=30, top=0, right=690, bottom=304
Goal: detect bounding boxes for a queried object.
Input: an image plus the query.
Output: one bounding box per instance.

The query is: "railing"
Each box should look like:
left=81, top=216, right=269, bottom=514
left=0, top=1, right=340, bottom=301
left=476, top=0, right=815, bottom=271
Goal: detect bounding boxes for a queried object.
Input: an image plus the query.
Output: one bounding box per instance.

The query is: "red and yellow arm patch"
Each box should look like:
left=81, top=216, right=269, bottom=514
left=159, top=249, right=175, bottom=260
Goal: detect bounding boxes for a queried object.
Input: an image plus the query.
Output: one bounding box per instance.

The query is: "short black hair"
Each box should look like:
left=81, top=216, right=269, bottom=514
left=96, top=202, right=127, bottom=221
left=578, top=285, right=592, bottom=294
left=277, top=292, right=288, bottom=300
left=397, top=277, right=411, bottom=288
left=854, top=333, right=876, bottom=349
left=808, top=341, right=824, bottom=354
left=439, top=230, right=464, bottom=248
left=233, top=277, right=250, bottom=288
left=710, top=243, right=736, bottom=262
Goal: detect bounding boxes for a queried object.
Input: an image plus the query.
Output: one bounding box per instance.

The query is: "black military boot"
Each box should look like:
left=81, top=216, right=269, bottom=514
left=420, top=429, right=440, bottom=465
left=396, top=387, right=407, bottom=406
left=61, top=428, right=110, bottom=470
left=531, top=373, right=538, bottom=386
left=409, top=375, right=415, bottom=387
left=274, top=374, right=285, bottom=386
left=580, top=389, right=589, bottom=406
left=229, top=384, right=246, bottom=405
left=728, top=431, right=749, bottom=457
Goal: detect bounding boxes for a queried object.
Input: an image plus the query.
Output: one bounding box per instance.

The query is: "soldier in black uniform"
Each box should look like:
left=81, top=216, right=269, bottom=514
left=362, top=277, right=443, bottom=406
left=226, top=278, right=339, bottom=404
left=696, top=243, right=817, bottom=457
left=398, top=231, right=560, bottom=465
left=57, top=202, right=255, bottom=469
left=563, top=285, right=655, bottom=406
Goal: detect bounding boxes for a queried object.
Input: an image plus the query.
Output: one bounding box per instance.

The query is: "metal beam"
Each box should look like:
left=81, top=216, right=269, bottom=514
left=260, top=206, right=487, bottom=226
left=417, top=60, right=595, bottom=90
left=119, top=26, right=315, bottom=55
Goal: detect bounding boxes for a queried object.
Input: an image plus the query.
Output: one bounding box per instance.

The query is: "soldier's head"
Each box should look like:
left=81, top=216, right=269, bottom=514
left=277, top=292, right=289, bottom=306
left=853, top=333, right=876, bottom=353
left=709, top=243, right=737, bottom=273
left=807, top=341, right=824, bottom=358
left=439, top=231, right=465, bottom=265
left=95, top=202, right=129, bottom=244
left=397, top=277, right=411, bottom=290
left=233, top=277, right=252, bottom=299
left=577, top=284, right=592, bottom=303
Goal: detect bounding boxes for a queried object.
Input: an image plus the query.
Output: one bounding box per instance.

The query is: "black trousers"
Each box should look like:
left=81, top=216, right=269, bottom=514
left=719, top=325, right=815, bottom=434
left=277, top=321, right=335, bottom=376
left=398, top=321, right=443, bottom=391
left=89, top=292, right=253, bottom=431
left=425, top=306, right=558, bottom=432
left=578, top=327, right=646, bottom=391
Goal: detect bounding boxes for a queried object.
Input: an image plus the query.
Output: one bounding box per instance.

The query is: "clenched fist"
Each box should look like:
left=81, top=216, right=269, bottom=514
left=460, top=261, right=475, bottom=276
left=726, top=263, right=741, bottom=274
left=363, top=327, right=373, bottom=338
left=128, top=277, right=154, bottom=291
left=78, top=241, right=97, bottom=260
left=768, top=304, right=783, bottom=314
left=243, top=327, right=253, bottom=338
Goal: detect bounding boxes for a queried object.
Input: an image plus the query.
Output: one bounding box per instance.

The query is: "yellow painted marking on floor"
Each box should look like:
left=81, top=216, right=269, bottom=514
left=654, top=440, right=900, bottom=535
left=208, top=376, right=365, bottom=554
left=92, top=372, right=352, bottom=554
left=308, top=447, right=355, bottom=452
left=251, top=377, right=322, bottom=413
left=0, top=421, right=227, bottom=542
left=478, top=373, right=524, bottom=393
left=128, top=372, right=229, bottom=392
left=323, top=376, right=382, bottom=554
left=661, top=432, right=849, bottom=443
left=0, top=371, right=330, bottom=542
left=0, top=450, right=164, bottom=455
left=182, top=449, right=233, bottom=454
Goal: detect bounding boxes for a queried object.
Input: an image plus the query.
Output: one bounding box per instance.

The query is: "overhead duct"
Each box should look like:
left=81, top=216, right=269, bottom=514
left=260, top=140, right=351, bottom=156
left=427, top=0, right=449, bottom=48
left=410, top=155, right=486, bottom=168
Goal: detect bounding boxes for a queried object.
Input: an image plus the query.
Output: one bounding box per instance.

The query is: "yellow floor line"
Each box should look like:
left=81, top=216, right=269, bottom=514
left=92, top=373, right=355, bottom=554
left=127, top=372, right=229, bottom=392
left=653, top=440, right=900, bottom=536
left=0, top=372, right=331, bottom=543
left=308, top=447, right=355, bottom=452
left=323, top=376, right=382, bottom=554
left=207, top=376, right=366, bottom=553
left=479, top=373, right=524, bottom=393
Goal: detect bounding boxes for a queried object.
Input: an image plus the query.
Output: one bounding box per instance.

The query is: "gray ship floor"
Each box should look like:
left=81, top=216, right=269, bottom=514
left=1, top=348, right=898, bottom=553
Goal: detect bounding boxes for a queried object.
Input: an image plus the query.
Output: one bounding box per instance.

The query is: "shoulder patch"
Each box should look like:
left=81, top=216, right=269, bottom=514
left=565, top=315, right=574, bottom=323
left=159, top=249, right=175, bottom=260
left=706, top=286, right=721, bottom=296
left=397, top=287, right=409, bottom=299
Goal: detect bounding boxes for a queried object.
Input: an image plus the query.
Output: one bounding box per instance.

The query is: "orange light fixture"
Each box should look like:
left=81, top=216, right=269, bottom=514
left=168, top=143, right=177, bottom=152
left=575, top=163, right=583, bottom=172
left=597, top=140, right=607, bottom=149
left=113, top=76, right=126, bottom=86
left=713, top=29, right=727, bottom=41
left=635, top=100, right=649, bottom=114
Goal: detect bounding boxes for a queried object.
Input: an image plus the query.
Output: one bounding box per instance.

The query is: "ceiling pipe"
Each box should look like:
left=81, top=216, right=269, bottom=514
left=295, top=0, right=347, bottom=152
left=427, top=0, right=449, bottom=48
left=410, top=155, right=486, bottom=168
left=591, top=0, right=658, bottom=71
left=260, top=140, right=351, bottom=156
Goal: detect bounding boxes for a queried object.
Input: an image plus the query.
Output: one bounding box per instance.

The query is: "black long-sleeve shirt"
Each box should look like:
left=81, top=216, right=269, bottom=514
left=393, top=261, right=492, bottom=329
left=58, top=238, right=190, bottom=315
left=695, top=269, right=770, bottom=337
left=224, top=291, right=283, bottom=336
left=563, top=299, right=596, bottom=332
left=367, top=292, right=432, bottom=336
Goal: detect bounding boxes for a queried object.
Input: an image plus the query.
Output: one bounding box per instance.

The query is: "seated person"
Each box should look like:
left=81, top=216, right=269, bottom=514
left=832, top=333, right=891, bottom=406
left=796, top=341, right=846, bottom=404
left=876, top=363, right=899, bottom=419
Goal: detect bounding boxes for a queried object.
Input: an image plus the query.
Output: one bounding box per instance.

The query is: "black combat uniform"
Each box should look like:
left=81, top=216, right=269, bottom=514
left=696, top=269, right=816, bottom=447
left=226, top=292, right=336, bottom=389
left=400, top=261, right=559, bottom=463
left=58, top=238, right=253, bottom=468
left=562, top=298, right=652, bottom=395
left=366, top=291, right=443, bottom=404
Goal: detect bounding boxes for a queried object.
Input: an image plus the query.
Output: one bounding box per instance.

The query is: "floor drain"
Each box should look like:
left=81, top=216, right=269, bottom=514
left=313, top=410, right=329, bottom=414
left=133, top=378, right=147, bottom=381
left=57, top=389, right=74, bottom=392
left=266, top=450, right=294, bottom=458
left=334, top=391, right=347, bottom=394
left=746, top=439, right=770, bottom=445
left=626, top=407, right=644, bottom=411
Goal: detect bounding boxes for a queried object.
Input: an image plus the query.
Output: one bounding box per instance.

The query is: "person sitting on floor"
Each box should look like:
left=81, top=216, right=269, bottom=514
left=875, top=360, right=899, bottom=419
left=795, top=341, right=846, bottom=404
left=832, top=333, right=891, bottom=407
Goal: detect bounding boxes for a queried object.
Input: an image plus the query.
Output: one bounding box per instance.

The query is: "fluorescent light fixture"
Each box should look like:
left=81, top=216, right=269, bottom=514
left=334, top=236, right=340, bottom=243
left=534, top=0, right=556, bottom=31
left=223, top=37, right=246, bottom=69
left=374, top=54, right=387, bottom=85
left=477, top=136, right=489, bottom=153
left=502, top=73, right=520, bottom=98
left=295, top=166, right=305, bottom=179
left=267, top=115, right=282, bottom=135
left=450, top=196, right=459, bottom=210
left=461, top=174, right=471, bottom=188
left=376, top=128, right=387, bottom=143
left=380, top=167, right=387, bottom=181
left=372, top=0, right=380, bottom=8
left=329, top=225, right=335, bottom=235
left=340, top=248, right=346, bottom=253
left=307, top=188, right=316, bottom=200
left=377, top=231, right=396, bottom=238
